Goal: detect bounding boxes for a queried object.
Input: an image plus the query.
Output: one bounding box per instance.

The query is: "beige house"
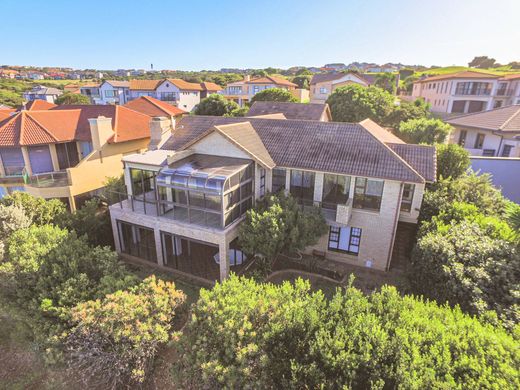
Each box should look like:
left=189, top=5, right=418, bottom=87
left=223, top=75, right=299, bottom=107
left=109, top=114, right=435, bottom=283
left=309, top=72, right=375, bottom=104
left=0, top=97, right=185, bottom=209
left=412, top=71, right=520, bottom=116
left=446, top=104, right=520, bottom=157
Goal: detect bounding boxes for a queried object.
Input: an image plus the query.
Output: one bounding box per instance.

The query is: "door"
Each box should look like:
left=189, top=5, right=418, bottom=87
left=27, top=145, right=53, bottom=174
left=55, top=142, right=79, bottom=170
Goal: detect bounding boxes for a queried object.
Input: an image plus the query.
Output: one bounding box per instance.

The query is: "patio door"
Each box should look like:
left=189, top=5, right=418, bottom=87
left=55, top=142, right=80, bottom=170
left=27, top=145, right=53, bottom=174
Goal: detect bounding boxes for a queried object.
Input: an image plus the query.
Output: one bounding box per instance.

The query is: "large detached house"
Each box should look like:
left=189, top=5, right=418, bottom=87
left=309, top=72, right=376, bottom=104
left=109, top=114, right=435, bottom=283
left=223, top=75, right=298, bottom=107
left=0, top=96, right=185, bottom=209
left=412, top=71, right=520, bottom=115
left=22, top=86, right=63, bottom=103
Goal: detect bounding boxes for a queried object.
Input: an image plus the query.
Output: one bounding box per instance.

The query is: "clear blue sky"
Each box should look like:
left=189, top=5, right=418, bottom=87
left=3, top=0, right=519, bottom=70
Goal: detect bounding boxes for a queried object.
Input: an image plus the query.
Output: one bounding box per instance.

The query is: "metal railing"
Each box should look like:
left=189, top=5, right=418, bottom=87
left=26, top=171, right=71, bottom=188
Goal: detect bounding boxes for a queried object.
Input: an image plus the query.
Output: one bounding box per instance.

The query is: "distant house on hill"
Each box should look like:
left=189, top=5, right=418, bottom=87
left=22, top=86, right=63, bottom=103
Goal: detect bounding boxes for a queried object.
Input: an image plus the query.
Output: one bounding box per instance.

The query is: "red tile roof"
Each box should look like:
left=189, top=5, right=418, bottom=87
left=200, top=81, right=222, bottom=91
left=499, top=73, right=520, bottom=81
left=129, top=79, right=163, bottom=91
left=167, top=78, right=204, bottom=91
left=25, top=100, right=57, bottom=111
left=124, top=96, right=186, bottom=117
left=416, top=71, right=500, bottom=83
left=247, top=75, right=297, bottom=87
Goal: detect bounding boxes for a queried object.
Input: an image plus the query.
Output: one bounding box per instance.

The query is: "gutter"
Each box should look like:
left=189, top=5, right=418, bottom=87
left=385, top=182, right=404, bottom=272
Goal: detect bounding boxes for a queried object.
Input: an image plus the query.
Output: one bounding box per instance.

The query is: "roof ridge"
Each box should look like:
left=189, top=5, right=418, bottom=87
left=358, top=120, right=425, bottom=183
left=499, top=105, right=520, bottom=131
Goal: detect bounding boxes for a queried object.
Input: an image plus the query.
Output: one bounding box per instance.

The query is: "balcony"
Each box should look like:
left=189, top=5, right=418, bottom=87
left=454, top=89, right=491, bottom=96
left=495, top=89, right=514, bottom=97
left=26, top=171, right=71, bottom=188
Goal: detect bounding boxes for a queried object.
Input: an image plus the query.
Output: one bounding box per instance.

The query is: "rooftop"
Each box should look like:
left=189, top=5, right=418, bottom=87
left=446, top=104, right=520, bottom=132
left=416, top=71, right=501, bottom=83
left=247, top=101, right=331, bottom=121
left=124, top=96, right=186, bottom=117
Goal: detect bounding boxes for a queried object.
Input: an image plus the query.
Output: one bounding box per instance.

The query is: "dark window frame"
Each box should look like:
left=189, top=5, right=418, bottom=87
left=400, top=183, right=415, bottom=213
left=353, top=177, right=384, bottom=211
left=327, top=226, right=362, bottom=256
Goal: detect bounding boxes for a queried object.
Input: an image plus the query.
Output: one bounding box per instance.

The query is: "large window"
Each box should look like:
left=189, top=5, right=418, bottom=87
left=259, top=167, right=266, bottom=197
left=400, top=184, right=415, bottom=212
left=56, top=142, right=80, bottom=170
left=117, top=221, right=157, bottom=262
left=474, top=133, right=485, bottom=149
left=455, top=82, right=491, bottom=96
left=322, top=174, right=351, bottom=210
left=328, top=226, right=362, bottom=255
left=458, top=130, right=467, bottom=146
left=105, top=89, right=117, bottom=98
left=130, top=168, right=156, bottom=198
left=27, top=145, right=53, bottom=174
left=353, top=177, right=384, bottom=211
left=290, top=170, right=315, bottom=205
left=0, top=147, right=25, bottom=176
left=501, top=145, right=513, bottom=157
left=272, top=168, right=286, bottom=193
left=79, top=141, right=93, bottom=158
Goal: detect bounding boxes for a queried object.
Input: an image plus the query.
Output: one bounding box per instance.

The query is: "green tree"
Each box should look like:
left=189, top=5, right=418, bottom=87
left=469, top=56, right=496, bottom=68
left=65, top=276, right=186, bottom=388
left=250, top=88, right=298, bottom=104
left=326, top=84, right=395, bottom=123
left=238, top=193, right=327, bottom=274
left=226, top=106, right=248, bottom=117
left=296, top=68, right=313, bottom=76
left=385, top=98, right=430, bottom=128
left=0, top=204, right=31, bottom=259
left=194, top=94, right=240, bottom=116
left=505, top=201, right=520, bottom=232
left=402, top=74, right=420, bottom=94
left=55, top=92, right=91, bottom=105
left=0, top=192, right=66, bottom=225
left=374, top=72, right=397, bottom=94
left=175, top=276, right=520, bottom=389
left=251, top=69, right=268, bottom=77
left=291, top=74, right=312, bottom=89
left=100, top=174, right=126, bottom=205
left=397, top=118, right=452, bottom=144
left=435, top=143, right=470, bottom=179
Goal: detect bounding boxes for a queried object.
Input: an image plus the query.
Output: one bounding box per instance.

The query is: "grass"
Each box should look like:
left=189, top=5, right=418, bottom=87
left=415, top=66, right=519, bottom=76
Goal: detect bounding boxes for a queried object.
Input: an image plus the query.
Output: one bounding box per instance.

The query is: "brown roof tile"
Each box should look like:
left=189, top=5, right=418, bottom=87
left=247, top=101, right=331, bottom=121
left=247, top=75, right=297, bottom=87
left=446, top=104, right=520, bottom=132
left=167, top=78, right=203, bottom=91
left=200, top=81, right=222, bottom=91
left=416, top=71, right=500, bottom=83
left=25, top=100, right=57, bottom=111
left=129, top=79, right=163, bottom=91
left=124, top=96, right=186, bottom=117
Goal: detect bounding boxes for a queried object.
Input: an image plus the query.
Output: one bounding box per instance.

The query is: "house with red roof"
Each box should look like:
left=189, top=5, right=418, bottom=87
left=222, top=75, right=298, bottom=107
left=0, top=96, right=185, bottom=209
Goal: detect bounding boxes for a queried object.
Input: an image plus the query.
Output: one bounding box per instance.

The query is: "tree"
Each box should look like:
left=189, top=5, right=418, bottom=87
left=435, top=143, right=470, bottom=179
left=193, top=94, right=240, bottom=116
left=295, top=68, right=313, bottom=76
left=250, top=88, right=298, bottom=104
left=374, top=72, right=397, bottom=94
left=55, top=92, right=90, bottom=105
left=0, top=204, right=31, bottom=259
left=326, top=84, right=395, bottom=123
left=402, top=74, right=420, bottom=94
left=396, top=118, right=452, bottom=144
left=508, top=61, right=520, bottom=69
left=0, top=192, right=66, bottom=225
left=226, top=106, right=248, bottom=117
left=65, top=276, right=186, bottom=388
left=100, top=174, right=126, bottom=205
left=291, top=74, right=312, bottom=89
left=175, top=276, right=520, bottom=389
left=468, top=56, right=496, bottom=68
left=410, top=221, right=519, bottom=328
left=251, top=69, right=268, bottom=78
left=385, top=98, right=430, bottom=129
left=505, top=201, right=520, bottom=232
left=238, top=193, right=327, bottom=274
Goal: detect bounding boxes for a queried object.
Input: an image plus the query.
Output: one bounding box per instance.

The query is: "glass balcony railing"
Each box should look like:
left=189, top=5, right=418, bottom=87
left=26, top=171, right=71, bottom=188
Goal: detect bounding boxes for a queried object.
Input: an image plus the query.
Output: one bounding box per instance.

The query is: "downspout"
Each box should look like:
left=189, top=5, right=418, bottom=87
left=385, top=182, right=404, bottom=271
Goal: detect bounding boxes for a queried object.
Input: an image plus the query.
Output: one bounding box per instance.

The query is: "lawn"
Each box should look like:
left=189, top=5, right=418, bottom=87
left=416, top=66, right=518, bottom=76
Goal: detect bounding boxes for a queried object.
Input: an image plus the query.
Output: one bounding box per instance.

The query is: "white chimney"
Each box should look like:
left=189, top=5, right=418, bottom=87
left=149, top=116, right=173, bottom=151
left=88, top=116, right=114, bottom=151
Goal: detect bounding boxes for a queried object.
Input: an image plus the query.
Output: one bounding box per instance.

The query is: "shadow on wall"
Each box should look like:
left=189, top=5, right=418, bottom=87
left=470, top=157, right=520, bottom=203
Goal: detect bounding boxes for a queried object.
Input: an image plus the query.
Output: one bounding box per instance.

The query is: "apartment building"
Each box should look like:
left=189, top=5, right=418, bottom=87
left=22, top=86, right=63, bottom=103
left=0, top=97, right=185, bottom=209
left=411, top=71, right=520, bottom=115
left=223, top=75, right=298, bottom=107
left=309, top=72, right=375, bottom=104
left=109, top=114, right=435, bottom=283
left=446, top=104, right=520, bottom=157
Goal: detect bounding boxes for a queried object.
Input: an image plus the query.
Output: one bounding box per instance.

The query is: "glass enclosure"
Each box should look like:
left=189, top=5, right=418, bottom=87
left=155, top=154, right=254, bottom=229
left=290, top=169, right=315, bottom=205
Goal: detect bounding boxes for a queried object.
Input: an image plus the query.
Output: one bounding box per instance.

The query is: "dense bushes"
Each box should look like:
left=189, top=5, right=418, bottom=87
left=175, top=276, right=520, bottom=389
left=435, top=143, right=470, bottom=179
left=0, top=191, right=66, bottom=225
left=396, top=117, right=452, bottom=144
left=65, top=276, right=186, bottom=388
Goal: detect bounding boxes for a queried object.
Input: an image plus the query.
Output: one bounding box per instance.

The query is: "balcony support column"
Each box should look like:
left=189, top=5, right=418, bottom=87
left=219, top=240, right=230, bottom=282
left=48, top=144, right=60, bottom=172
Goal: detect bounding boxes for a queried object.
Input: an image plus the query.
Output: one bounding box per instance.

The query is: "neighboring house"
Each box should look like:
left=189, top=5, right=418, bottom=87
left=223, top=75, right=298, bottom=107
left=411, top=71, right=520, bottom=115
left=0, top=102, right=183, bottom=209
left=446, top=104, right=520, bottom=157
left=109, top=114, right=435, bottom=283
left=309, top=72, right=375, bottom=104
left=124, top=95, right=187, bottom=120
left=199, top=82, right=223, bottom=99
left=79, top=83, right=101, bottom=102
left=0, top=69, right=19, bottom=79
left=247, top=101, right=332, bottom=121
left=22, top=86, right=63, bottom=103
left=127, top=79, right=203, bottom=112
left=94, top=80, right=130, bottom=105
left=24, top=100, right=57, bottom=110
left=27, top=72, right=45, bottom=80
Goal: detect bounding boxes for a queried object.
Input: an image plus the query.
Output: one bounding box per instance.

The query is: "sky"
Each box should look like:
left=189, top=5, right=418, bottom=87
left=2, top=0, right=519, bottom=71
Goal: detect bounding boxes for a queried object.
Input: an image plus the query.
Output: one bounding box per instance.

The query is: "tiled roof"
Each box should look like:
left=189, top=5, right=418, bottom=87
left=416, top=71, right=500, bottom=83
left=24, top=86, right=62, bottom=95
left=446, top=104, right=520, bottom=132
left=104, top=80, right=130, bottom=88
left=359, top=119, right=404, bottom=144
left=162, top=116, right=434, bottom=183
left=498, top=74, right=520, bottom=81
left=0, top=105, right=151, bottom=147
left=386, top=143, right=436, bottom=182
left=247, top=101, right=331, bottom=121
left=200, top=81, right=222, bottom=91
left=247, top=75, right=297, bottom=87
left=124, top=96, right=186, bottom=117
left=310, top=72, right=374, bottom=86
left=129, top=79, right=162, bottom=91
left=25, top=100, right=57, bottom=110
left=167, top=78, right=203, bottom=91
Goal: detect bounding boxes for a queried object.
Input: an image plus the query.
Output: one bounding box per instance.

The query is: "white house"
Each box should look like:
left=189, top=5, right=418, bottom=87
left=94, top=80, right=130, bottom=105
left=309, top=72, right=376, bottom=104
left=22, top=86, right=62, bottom=103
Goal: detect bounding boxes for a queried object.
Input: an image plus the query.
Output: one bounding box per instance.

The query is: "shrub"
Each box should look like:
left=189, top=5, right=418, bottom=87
left=0, top=192, right=66, bottom=225
left=175, top=276, right=520, bottom=388
left=0, top=204, right=31, bottom=259
left=396, top=117, right=452, bottom=144
left=194, top=94, right=240, bottom=116
left=66, top=276, right=186, bottom=388
left=250, top=87, right=297, bottom=104
left=435, top=143, right=470, bottom=179
left=384, top=98, right=431, bottom=129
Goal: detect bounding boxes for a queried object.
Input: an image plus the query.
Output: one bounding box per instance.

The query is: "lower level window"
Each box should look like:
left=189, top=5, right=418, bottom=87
left=117, top=221, right=157, bottom=262
left=328, top=226, right=361, bottom=255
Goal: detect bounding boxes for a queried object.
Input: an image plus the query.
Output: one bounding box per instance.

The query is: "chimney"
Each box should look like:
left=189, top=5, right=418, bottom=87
left=88, top=116, right=114, bottom=151
left=244, top=75, right=251, bottom=82
left=148, top=116, right=173, bottom=151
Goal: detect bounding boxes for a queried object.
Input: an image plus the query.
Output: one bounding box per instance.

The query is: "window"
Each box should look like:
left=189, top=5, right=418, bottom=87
left=353, top=177, right=384, bottom=211
left=319, top=87, right=328, bottom=94
left=400, top=184, right=415, bottom=212
left=117, top=221, right=157, bottom=262
left=451, top=100, right=466, bottom=113
left=455, top=82, right=491, bottom=96
left=322, top=174, right=350, bottom=210
left=55, top=141, right=80, bottom=170
left=458, top=130, right=467, bottom=146
left=80, top=141, right=93, bottom=158
left=272, top=168, right=286, bottom=193
left=161, top=92, right=176, bottom=101
left=290, top=170, right=315, bottom=205
left=328, top=226, right=362, bottom=255
left=105, top=89, right=116, bottom=98
left=0, top=147, right=25, bottom=176
left=474, top=133, right=485, bottom=149
left=259, top=167, right=266, bottom=197
left=501, top=144, right=513, bottom=157
left=130, top=168, right=156, bottom=198
left=253, top=86, right=260, bottom=93
left=494, top=100, right=503, bottom=108
left=482, top=149, right=495, bottom=157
